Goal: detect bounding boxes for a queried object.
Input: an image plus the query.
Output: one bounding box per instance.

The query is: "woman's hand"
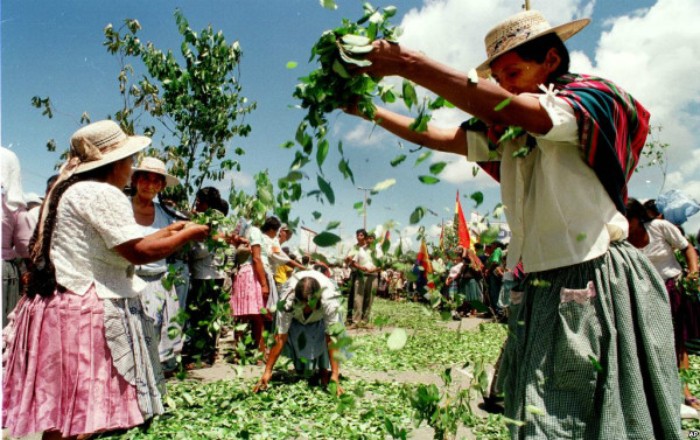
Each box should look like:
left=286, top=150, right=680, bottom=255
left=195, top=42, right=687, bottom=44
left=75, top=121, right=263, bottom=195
left=167, top=221, right=188, bottom=232
left=261, top=284, right=270, bottom=303
left=185, top=223, right=210, bottom=241
left=253, top=371, right=273, bottom=393
left=357, top=40, right=407, bottom=79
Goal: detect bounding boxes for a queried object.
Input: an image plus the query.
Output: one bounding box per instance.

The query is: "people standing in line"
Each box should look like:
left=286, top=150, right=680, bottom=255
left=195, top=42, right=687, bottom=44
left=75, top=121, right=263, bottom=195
left=345, top=228, right=378, bottom=327
left=1, top=146, right=35, bottom=326
left=130, top=157, right=184, bottom=375
left=253, top=270, right=345, bottom=396
left=342, top=10, right=681, bottom=438
left=2, top=120, right=209, bottom=439
left=626, top=198, right=700, bottom=412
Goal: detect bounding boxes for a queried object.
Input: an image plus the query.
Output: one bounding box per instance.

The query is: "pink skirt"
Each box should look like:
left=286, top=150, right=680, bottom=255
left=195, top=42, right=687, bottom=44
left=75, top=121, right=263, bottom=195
left=2, top=288, right=146, bottom=438
left=230, top=264, right=264, bottom=316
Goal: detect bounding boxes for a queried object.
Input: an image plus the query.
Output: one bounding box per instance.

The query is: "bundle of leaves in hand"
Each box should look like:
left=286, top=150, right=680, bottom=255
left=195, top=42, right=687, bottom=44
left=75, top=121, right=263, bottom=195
left=190, top=208, right=235, bottom=265
left=294, top=3, right=400, bottom=129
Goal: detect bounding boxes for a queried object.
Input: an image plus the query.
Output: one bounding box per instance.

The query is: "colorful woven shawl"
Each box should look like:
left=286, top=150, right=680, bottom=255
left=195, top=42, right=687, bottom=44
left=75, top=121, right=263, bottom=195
left=462, top=73, right=650, bottom=214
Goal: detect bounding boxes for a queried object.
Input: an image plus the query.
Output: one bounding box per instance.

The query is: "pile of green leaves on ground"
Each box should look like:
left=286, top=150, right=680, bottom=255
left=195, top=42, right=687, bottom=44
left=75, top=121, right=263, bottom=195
left=349, top=321, right=507, bottom=372
left=97, top=378, right=414, bottom=440
left=370, top=297, right=447, bottom=330
left=683, top=354, right=700, bottom=431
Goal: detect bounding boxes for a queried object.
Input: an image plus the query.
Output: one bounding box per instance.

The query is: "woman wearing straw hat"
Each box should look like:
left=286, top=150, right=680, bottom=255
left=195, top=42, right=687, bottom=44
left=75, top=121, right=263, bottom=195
left=2, top=120, right=209, bottom=440
left=344, top=9, right=681, bottom=439
left=130, top=156, right=185, bottom=375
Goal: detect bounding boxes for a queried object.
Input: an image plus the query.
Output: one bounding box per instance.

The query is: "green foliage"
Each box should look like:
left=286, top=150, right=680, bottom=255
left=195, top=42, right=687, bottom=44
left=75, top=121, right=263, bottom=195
left=103, top=10, right=256, bottom=198
left=98, top=379, right=414, bottom=439
left=291, top=3, right=453, bottom=225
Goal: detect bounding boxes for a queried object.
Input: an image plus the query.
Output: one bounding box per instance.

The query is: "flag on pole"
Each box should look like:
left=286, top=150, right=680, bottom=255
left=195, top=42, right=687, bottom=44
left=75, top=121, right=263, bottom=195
left=416, top=238, right=433, bottom=275
left=439, top=220, right=445, bottom=250
left=416, top=237, right=434, bottom=289
left=455, top=191, right=471, bottom=249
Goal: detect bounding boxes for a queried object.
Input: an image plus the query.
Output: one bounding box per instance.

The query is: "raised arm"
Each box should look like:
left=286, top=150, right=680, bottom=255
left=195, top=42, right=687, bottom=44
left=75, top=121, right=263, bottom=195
left=362, top=41, right=553, bottom=135
left=348, top=105, right=467, bottom=155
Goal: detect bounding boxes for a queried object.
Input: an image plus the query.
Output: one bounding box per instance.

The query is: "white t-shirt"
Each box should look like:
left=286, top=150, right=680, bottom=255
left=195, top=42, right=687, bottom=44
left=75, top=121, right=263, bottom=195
left=466, top=88, right=628, bottom=273
left=276, top=270, right=341, bottom=335
left=347, top=244, right=375, bottom=272
left=51, top=181, right=145, bottom=299
left=641, top=219, right=688, bottom=280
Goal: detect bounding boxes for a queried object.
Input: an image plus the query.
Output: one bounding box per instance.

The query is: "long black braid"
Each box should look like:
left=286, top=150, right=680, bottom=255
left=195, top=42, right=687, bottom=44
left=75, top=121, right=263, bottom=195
left=25, top=175, right=84, bottom=298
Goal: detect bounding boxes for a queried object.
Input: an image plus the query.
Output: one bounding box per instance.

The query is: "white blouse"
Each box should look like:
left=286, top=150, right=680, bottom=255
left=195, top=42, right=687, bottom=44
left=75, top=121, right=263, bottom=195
left=466, top=88, right=628, bottom=273
left=51, top=181, right=145, bottom=299
left=276, top=270, right=341, bottom=335
left=642, top=219, right=688, bottom=280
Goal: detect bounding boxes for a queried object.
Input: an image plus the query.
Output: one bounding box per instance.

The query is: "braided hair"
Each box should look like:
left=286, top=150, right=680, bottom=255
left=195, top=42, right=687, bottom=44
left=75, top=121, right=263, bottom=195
left=26, top=165, right=115, bottom=298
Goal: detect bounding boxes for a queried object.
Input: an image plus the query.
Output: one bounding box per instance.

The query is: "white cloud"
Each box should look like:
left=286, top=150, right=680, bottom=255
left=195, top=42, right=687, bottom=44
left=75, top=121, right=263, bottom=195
left=398, top=0, right=594, bottom=71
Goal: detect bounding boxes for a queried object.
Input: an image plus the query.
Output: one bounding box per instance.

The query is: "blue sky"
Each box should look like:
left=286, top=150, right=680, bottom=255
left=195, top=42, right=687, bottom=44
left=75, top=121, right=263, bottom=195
left=3, top=0, right=698, bottom=256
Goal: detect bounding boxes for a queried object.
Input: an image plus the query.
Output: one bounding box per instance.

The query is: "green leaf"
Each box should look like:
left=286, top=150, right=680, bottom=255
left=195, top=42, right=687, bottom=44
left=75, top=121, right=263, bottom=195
left=428, top=162, right=447, bottom=175
left=326, top=220, right=341, bottom=230
left=480, top=225, right=500, bottom=245
left=353, top=201, right=364, bottom=210
left=316, top=139, right=330, bottom=168
left=414, top=151, right=431, bottom=167
left=470, top=191, right=484, bottom=207
left=317, top=174, right=335, bottom=205
left=338, top=158, right=355, bottom=184
left=526, top=405, right=545, bottom=416
left=286, top=61, right=299, bottom=69
left=313, top=211, right=322, bottom=220
left=313, top=231, right=342, bottom=247
left=341, top=34, right=371, bottom=46
left=418, top=175, right=440, bottom=185
left=332, top=59, right=351, bottom=79
left=372, top=178, right=396, bottom=192
left=494, top=96, right=513, bottom=111
left=320, top=0, right=337, bottom=10
left=390, top=154, right=406, bottom=167
left=401, top=80, right=418, bottom=109
left=387, top=328, right=408, bottom=351
left=409, top=206, right=425, bottom=224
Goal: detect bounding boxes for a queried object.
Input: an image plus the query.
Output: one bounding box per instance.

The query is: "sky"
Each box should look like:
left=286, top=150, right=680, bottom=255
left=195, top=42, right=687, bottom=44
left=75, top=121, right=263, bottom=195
left=2, top=0, right=699, bottom=257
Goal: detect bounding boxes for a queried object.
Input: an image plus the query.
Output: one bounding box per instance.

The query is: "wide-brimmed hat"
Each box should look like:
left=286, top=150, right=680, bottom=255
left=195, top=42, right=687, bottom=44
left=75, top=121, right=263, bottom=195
left=132, top=156, right=179, bottom=188
left=476, top=10, right=590, bottom=78
left=70, top=120, right=151, bottom=174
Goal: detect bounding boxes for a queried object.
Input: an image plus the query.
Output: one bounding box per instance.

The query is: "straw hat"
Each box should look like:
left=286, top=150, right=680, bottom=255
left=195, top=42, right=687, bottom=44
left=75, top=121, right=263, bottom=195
left=476, top=10, right=590, bottom=77
left=70, top=120, right=151, bottom=174
left=132, top=156, right=180, bottom=188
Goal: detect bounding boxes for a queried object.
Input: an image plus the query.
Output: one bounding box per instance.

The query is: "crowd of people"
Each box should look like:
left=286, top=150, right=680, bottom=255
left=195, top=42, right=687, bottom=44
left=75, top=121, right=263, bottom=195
left=2, top=8, right=700, bottom=440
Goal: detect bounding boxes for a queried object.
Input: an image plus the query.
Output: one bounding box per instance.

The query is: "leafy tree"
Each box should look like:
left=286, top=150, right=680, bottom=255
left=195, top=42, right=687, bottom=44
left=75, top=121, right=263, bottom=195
left=103, top=10, right=256, bottom=200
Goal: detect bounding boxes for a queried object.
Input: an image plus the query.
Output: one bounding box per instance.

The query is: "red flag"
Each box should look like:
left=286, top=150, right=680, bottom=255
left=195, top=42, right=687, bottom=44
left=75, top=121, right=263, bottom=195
left=455, top=191, right=471, bottom=249
left=417, top=238, right=433, bottom=274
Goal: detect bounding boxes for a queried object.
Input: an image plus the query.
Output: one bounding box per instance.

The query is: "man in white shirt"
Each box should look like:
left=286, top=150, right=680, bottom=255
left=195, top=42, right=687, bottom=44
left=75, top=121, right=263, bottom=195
left=344, top=229, right=378, bottom=326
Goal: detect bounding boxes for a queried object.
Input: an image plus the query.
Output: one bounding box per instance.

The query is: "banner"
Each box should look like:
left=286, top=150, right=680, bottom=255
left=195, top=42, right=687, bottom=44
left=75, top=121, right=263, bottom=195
left=455, top=191, right=471, bottom=249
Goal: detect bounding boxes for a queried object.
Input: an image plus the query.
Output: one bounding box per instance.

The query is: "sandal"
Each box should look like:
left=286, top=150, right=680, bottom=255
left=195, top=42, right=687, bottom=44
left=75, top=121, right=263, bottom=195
left=685, top=396, right=700, bottom=411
